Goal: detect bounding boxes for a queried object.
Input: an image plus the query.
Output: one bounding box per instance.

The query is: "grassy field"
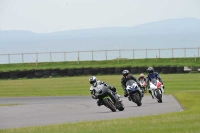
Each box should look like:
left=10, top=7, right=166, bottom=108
left=0, top=57, right=199, bottom=72
left=0, top=73, right=199, bottom=97
left=0, top=74, right=200, bottom=133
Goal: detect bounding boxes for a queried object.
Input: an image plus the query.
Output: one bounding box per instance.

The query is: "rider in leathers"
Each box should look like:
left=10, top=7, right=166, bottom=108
left=89, top=76, right=121, bottom=106
left=121, top=70, right=143, bottom=98
left=138, top=73, right=147, bottom=93
left=146, top=67, right=164, bottom=98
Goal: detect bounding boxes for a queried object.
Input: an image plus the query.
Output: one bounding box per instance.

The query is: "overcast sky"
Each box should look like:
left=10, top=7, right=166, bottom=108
left=0, top=0, right=200, bottom=33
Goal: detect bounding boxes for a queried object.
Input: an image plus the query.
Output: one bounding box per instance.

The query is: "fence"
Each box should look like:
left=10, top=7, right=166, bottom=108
left=0, top=47, right=199, bottom=64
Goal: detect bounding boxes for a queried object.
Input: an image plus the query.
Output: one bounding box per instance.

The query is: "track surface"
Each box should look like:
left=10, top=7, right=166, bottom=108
left=0, top=95, right=183, bottom=129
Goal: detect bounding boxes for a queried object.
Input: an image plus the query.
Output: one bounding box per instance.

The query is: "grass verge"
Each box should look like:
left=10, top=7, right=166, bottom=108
left=0, top=74, right=199, bottom=133
left=0, top=57, right=199, bottom=71
left=0, top=104, right=23, bottom=107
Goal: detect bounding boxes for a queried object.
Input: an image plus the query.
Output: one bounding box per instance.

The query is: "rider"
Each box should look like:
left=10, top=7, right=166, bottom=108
left=146, top=67, right=164, bottom=98
left=138, top=73, right=146, bottom=82
left=89, top=76, right=120, bottom=106
left=138, top=73, right=147, bottom=92
left=121, top=70, right=142, bottom=98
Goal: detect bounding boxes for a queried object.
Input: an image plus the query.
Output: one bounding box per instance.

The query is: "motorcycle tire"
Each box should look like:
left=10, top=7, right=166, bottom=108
left=132, top=93, right=142, bottom=106
left=103, top=98, right=117, bottom=112
left=116, top=102, right=125, bottom=111
left=155, top=90, right=162, bottom=103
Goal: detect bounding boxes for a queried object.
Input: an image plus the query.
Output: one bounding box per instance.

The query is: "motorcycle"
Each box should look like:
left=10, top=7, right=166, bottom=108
left=94, top=84, right=125, bottom=112
left=125, top=80, right=142, bottom=106
left=149, top=78, right=164, bottom=103
left=139, top=80, right=147, bottom=94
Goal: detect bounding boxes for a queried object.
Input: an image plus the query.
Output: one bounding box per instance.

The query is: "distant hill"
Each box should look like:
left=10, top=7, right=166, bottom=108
left=0, top=17, right=200, bottom=54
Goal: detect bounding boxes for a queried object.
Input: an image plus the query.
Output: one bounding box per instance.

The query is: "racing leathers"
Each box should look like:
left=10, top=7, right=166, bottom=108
left=121, top=74, right=142, bottom=97
left=89, top=80, right=120, bottom=106
left=146, top=72, right=163, bottom=88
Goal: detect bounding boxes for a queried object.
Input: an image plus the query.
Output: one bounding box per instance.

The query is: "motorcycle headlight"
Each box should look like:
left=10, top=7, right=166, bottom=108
left=97, top=90, right=102, bottom=94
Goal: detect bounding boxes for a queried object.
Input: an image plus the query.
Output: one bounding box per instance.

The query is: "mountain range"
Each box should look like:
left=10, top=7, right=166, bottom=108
left=0, top=17, right=200, bottom=54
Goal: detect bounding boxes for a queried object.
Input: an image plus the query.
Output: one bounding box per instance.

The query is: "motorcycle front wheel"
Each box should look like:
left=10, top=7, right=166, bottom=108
left=103, top=98, right=117, bottom=112
left=131, top=93, right=142, bottom=106
left=155, top=90, right=162, bottom=103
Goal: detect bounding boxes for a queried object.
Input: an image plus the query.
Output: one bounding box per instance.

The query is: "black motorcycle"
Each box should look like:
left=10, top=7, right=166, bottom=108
left=95, top=84, right=124, bottom=112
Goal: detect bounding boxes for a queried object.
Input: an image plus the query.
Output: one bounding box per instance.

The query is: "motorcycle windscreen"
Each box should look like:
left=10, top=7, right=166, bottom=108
left=151, top=78, right=162, bottom=88
left=126, top=80, right=135, bottom=87
left=126, top=80, right=138, bottom=91
left=150, top=79, right=158, bottom=89
left=95, top=84, right=106, bottom=94
left=151, top=79, right=157, bottom=85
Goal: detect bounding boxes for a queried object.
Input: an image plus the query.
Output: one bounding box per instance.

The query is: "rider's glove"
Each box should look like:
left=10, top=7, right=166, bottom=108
left=111, top=86, right=116, bottom=92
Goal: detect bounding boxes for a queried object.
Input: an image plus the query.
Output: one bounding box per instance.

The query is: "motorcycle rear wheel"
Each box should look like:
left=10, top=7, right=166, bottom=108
left=116, top=102, right=125, bottom=111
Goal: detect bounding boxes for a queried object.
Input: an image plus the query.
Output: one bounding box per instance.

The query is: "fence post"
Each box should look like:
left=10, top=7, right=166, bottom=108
left=77, top=51, right=80, bottom=64
left=8, top=54, right=10, bottom=64
left=22, top=53, right=24, bottom=63
left=92, top=51, right=93, bottom=61
left=184, top=48, right=186, bottom=58
left=50, top=52, right=52, bottom=63
left=119, top=49, right=121, bottom=59
left=105, top=50, right=107, bottom=60
left=36, top=53, right=38, bottom=62
left=78, top=57, right=79, bottom=64
left=64, top=52, right=66, bottom=61
left=146, top=49, right=147, bottom=59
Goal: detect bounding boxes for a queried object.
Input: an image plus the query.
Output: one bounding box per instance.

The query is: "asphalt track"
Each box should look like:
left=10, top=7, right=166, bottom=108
left=0, top=95, right=183, bottom=129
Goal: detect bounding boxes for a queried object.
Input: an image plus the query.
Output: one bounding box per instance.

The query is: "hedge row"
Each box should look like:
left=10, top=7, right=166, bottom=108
left=0, top=66, right=196, bottom=79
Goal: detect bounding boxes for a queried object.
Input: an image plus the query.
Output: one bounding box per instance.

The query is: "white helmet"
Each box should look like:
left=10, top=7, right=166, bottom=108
left=89, top=76, right=97, bottom=87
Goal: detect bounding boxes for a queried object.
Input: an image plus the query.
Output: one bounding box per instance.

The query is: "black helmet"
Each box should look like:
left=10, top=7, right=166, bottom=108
left=122, top=70, right=129, bottom=77
left=147, top=67, right=154, bottom=74
left=89, top=76, right=97, bottom=87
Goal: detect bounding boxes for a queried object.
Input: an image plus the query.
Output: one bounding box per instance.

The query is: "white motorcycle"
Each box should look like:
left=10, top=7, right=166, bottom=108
left=149, top=78, right=164, bottom=103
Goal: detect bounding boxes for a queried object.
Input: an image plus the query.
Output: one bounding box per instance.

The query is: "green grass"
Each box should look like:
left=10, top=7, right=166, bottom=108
left=0, top=74, right=199, bottom=133
left=0, top=104, right=23, bottom=106
left=0, top=57, right=199, bottom=72
left=0, top=74, right=199, bottom=97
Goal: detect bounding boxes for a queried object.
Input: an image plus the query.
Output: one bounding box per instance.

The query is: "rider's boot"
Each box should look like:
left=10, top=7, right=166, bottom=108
left=162, top=85, right=165, bottom=93
left=149, top=89, right=154, bottom=99
left=113, top=92, right=122, bottom=102
left=128, top=96, right=131, bottom=101
left=124, top=91, right=128, bottom=97
left=97, top=99, right=103, bottom=106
